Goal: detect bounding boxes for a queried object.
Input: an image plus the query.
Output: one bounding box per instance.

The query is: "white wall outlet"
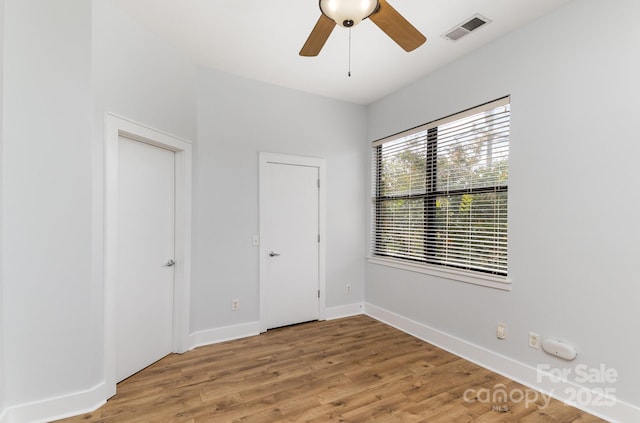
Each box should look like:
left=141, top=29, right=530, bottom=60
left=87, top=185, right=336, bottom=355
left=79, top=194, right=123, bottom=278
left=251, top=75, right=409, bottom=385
left=496, top=323, right=507, bottom=340
left=346, top=284, right=352, bottom=294
left=529, top=331, right=541, bottom=349
left=231, top=299, right=240, bottom=311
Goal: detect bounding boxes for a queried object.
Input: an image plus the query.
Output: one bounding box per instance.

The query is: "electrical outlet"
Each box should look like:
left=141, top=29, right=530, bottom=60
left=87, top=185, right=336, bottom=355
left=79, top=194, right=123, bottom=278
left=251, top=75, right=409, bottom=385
left=496, top=323, right=506, bottom=340
left=346, top=284, right=352, bottom=294
left=252, top=235, right=259, bottom=246
left=529, top=332, right=540, bottom=349
left=231, top=299, right=239, bottom=311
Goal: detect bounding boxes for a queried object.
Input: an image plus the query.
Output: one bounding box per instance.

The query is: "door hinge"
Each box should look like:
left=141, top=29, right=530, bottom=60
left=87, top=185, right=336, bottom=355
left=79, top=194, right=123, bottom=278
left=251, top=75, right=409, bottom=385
left=317, top=234, right=320, bottom=243
left=318, top=289, right=320, bottom=298
left=317, top=179, right=320, bottom=188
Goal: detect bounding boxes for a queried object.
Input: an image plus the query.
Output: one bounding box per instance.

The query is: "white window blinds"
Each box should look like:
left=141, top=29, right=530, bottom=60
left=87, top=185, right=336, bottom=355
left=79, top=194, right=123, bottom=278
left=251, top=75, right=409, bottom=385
left=371, top=97, right=510, bottom=276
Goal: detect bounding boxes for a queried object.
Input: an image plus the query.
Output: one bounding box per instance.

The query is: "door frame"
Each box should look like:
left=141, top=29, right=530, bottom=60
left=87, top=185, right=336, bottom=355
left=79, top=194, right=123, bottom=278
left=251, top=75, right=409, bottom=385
left=104, top=114, right=192, bottom=397
left=258, top=152, right=326, bottom=332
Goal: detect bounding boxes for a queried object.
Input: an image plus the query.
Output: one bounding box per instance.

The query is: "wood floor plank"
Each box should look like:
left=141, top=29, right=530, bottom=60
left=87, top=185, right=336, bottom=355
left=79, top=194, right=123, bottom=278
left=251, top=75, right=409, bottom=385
left=55, top=315, right=606, bottom=423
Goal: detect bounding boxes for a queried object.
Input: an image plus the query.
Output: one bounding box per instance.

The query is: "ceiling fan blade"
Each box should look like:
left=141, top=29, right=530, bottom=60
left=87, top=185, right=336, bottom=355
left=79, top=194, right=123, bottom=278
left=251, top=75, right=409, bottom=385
left=300, top=14, right=336, bottom=57
left=369, top=0, right=426, bottom=52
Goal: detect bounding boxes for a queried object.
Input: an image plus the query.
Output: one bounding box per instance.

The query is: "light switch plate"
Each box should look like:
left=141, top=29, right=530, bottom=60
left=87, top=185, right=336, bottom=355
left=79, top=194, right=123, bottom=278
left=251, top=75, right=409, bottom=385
left=497, top=323, right=506, bottom=340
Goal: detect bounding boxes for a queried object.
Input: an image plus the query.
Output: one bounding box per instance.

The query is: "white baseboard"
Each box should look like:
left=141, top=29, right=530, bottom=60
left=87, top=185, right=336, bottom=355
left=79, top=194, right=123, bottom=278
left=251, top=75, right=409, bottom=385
left=0, top=383, right=105, bottom=423
left=187, top=305, right=366, bottom=351
left=325, top=302, right=364, bottom=320
left=187, top=307, right=366, bottom=350
left=365, top=302, right=640, bottom=423
left=6, top=308, right=637, bottom=423
left=188, top=320, right=261, bottom=350
left=0, top=322, right=261, bottom=423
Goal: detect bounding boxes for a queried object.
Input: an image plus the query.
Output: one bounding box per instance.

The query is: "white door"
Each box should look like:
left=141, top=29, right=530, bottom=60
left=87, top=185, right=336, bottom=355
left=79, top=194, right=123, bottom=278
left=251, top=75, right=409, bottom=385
left=263, top=162, right=320, bottom=329
left=117, top=136, right=175, bottom=382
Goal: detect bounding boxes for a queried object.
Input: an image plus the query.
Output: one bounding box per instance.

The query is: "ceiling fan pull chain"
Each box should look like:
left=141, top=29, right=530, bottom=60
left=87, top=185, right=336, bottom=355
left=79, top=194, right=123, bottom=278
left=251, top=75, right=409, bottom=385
left=348, top=27, right=352, bottom=77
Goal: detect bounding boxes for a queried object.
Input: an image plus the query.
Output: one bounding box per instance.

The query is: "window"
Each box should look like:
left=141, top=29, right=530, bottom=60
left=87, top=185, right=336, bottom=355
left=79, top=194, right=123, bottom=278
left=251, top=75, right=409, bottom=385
left=371, top=97, right=510, bottom=280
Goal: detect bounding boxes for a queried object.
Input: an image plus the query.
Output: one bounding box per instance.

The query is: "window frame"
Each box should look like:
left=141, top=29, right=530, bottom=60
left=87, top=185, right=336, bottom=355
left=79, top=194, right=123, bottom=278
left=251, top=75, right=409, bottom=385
left=368, top=97, right=511, bottom=290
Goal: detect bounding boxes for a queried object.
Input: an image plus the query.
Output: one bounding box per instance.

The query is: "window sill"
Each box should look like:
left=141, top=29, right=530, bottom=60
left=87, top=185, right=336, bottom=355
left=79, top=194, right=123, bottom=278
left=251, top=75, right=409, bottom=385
left=366, top=256, right=512, bottom=291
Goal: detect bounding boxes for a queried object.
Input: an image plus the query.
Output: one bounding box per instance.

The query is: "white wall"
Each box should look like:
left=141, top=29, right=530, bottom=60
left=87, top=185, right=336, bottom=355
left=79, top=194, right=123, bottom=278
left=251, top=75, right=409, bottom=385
left=366, top=0, right=640, bottom=418
left=92, top=0, right=197, bottom=143
left=0, top=0, right=197, bottom=420
left=2, top=0, right=94, bottom=408
left=0, top=0, right=6, bottom=417
left=192, top=67, right=367, bottom=332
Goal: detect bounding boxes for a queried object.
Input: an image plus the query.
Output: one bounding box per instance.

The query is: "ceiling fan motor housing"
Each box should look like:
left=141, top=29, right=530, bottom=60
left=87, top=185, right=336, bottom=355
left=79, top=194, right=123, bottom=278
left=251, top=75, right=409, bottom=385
left=319, top=0, right=379, bottom=28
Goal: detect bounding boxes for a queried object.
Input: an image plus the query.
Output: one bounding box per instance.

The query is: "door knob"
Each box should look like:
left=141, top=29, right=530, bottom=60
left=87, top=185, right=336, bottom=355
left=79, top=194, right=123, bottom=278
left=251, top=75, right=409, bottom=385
left=269, top=251, right=281, bottom=257
left=165, top=259, right=176, bottom=267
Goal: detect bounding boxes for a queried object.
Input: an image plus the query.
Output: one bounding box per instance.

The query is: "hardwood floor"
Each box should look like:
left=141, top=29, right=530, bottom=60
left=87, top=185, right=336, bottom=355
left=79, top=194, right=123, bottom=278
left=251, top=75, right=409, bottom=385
left=57, top=315, right=606, bottom=422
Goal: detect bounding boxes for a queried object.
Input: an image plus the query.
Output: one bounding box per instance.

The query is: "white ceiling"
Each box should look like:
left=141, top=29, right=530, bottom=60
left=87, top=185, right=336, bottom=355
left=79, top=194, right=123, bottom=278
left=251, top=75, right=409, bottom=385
left=112, top=0, right=572, bottom=105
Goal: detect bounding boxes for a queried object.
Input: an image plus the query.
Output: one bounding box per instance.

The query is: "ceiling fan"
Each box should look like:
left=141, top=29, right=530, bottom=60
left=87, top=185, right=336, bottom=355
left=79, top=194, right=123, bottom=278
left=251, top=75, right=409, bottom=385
left=300, top=0, right=427, bottom=57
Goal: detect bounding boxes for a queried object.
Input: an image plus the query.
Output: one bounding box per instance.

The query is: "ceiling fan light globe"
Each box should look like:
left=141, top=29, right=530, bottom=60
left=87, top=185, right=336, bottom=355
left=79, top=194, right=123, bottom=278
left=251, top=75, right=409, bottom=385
left=319, top=0, right=378, bottom=28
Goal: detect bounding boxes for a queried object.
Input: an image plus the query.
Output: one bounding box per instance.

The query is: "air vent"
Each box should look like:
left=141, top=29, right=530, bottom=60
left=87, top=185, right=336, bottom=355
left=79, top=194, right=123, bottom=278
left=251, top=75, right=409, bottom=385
left=443, top=14, right=491, bottom=41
